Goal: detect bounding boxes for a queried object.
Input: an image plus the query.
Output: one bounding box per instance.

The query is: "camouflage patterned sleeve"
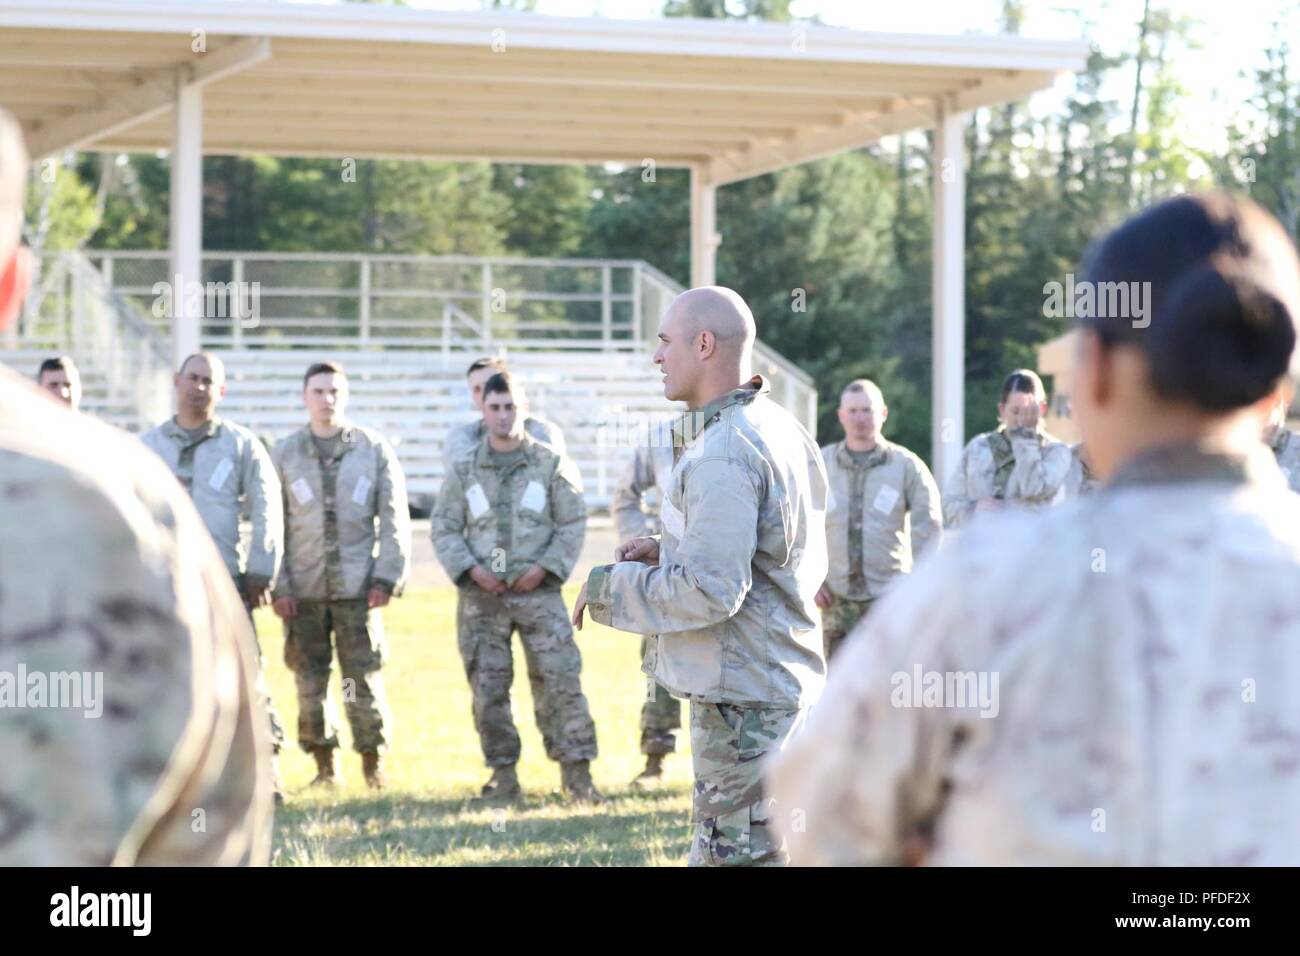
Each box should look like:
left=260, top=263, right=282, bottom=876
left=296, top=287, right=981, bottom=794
left=1010, top=435, right=1072, bottom=503
left=269, top=442, right=294, bottom=601
left=241, top=433, right=283, bottom=585
left=942, top=439, right=976, bottom=528
left=768, top=548, right=964, bottom=866
left=586, top=455, right=760, bottom=634
left=372, top=438, right=412, bottom=596
left=536, top=454, right=587, bottom=583
left=610, top=445, right=655, bottom=540
left=905, top=453, right=943, bottom=559
left=431, top=460, right=478, bottom=583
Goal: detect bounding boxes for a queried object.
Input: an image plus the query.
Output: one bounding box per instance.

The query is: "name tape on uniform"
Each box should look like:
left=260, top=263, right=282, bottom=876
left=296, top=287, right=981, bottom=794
left=520, top=480, right=547, bottom=513
left=660, top=495, right=686, bottom=539
left=208, top=458, right=234, bottom=491
left=352, top=475, right=372, bottom=506
left=290, top=477, right=314, bottom=505
left=873, top=485, right=900, bottom=514
left=466, top=483, right=490, bottom=519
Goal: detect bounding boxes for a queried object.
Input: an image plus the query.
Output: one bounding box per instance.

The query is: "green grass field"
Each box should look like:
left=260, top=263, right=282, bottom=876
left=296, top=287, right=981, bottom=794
left=256, top=585, right=694, bottom=866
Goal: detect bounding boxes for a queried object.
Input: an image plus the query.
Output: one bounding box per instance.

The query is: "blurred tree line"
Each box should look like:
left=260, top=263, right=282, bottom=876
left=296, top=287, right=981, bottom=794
left=21, top=0, right=1300, bottom=461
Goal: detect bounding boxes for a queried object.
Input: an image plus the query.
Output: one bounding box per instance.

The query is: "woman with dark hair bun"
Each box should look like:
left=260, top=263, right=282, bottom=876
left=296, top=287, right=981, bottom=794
left=941, top=367, right=1072, bottom=527
left=769, top=192, right=1300, bottom=866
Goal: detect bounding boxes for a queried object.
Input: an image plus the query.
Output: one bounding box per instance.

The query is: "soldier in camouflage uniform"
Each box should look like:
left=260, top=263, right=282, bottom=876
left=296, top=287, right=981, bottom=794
left=1264, top=397, right=1300, bottom=493
left=0, top=106, right=271, bottom=865
left=943, top=369, right=1072, bottom=527
left=141, top=352, right=287, bottom=798
left=574, top=287, right=829, bottom=866
left=271, top=362, right=411, bottom=790
left=819, top=379, right=942, bottom=662
left=610, top=427, right=682, bottom=787
left=433, top=370, right=600, bottom=806
left=1062, top=441, right=1100, bottom=499
left=771, top=193, right=1300, bottom=866
left=443, top=356, right=566, bottom=463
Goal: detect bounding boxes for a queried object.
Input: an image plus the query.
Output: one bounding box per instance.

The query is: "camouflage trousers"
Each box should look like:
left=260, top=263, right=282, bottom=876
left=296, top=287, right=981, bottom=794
left=239, top=583, right=285, bottom=753
left=688, top=701, right=807, bottom=868
left=283, top=598, right=390, bottom=754
left=821, top=592, right=874, bottom=662
left=457, top=585, right=598, bottom=768
left=639, top=636, right=681, bottom=756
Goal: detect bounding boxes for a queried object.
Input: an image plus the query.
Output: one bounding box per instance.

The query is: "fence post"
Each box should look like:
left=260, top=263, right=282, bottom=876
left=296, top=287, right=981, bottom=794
left=231, top=256, right=244, bottom=349
left=481, top=261, right=493, bottom=342
left=359, top=257, right=371, bottom=346
left=631, top=263, right=642, bottom=348
left=101, top=256, right=113, bottom=288
left=601, top=264, right=612, bottom=350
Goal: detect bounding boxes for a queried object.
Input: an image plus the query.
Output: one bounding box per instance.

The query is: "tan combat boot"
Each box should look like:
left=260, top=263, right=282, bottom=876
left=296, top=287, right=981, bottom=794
left=469, top=765, right=523, bottom=809
left=561, top=760, right=606, bottom=805
left=629, top=753, right=665, bottom=790
left=361, top=750, right=386, bottom=790
left=309, top=745, right=338, bottom=787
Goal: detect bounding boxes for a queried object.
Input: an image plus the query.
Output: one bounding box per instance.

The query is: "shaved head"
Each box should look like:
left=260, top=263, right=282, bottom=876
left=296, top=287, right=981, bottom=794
left=179, top=351, right=226, bottom=385
left=668, top=286, right=756, bottom=360
left=654, top=285, right=757, bottom=408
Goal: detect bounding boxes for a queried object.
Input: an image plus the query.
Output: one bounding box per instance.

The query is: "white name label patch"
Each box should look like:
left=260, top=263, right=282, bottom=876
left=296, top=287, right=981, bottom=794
left=466, top=483, right=490, bottom=519
left=352, top=475, right=372, bottom=505
left=208, top=458, right=233, bottom=491
left=520, top=480, right=547, bottom=513
left=660, top=495, right=685, bottom=539
left=873, top=485, right=900, bottom=514
left=290, top=478, right=314, bottom=505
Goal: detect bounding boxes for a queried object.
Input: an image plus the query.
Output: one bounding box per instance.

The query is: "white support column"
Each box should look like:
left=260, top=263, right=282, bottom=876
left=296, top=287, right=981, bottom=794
left=690, top=166, right=718, bottom=289
left=931, top=101, right=967, bottom=487
left=170, top=80, right=203, bottom=367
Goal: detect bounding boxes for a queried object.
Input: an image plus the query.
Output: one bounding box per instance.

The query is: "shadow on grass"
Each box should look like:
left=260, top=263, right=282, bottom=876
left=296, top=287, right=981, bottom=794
left=272, top=790, right=691, bottom=866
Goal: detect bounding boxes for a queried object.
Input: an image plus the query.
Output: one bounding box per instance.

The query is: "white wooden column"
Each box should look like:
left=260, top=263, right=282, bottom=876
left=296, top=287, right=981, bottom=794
left=690, top=166, right=718, bottom=289
left=170, top=80, right=203, bottom=368
left=931, top=102, right=967, bottom=486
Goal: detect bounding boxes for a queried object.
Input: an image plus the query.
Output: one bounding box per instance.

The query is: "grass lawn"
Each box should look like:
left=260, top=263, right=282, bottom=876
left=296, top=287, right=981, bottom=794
left=256, top=585, right=694, bottom=866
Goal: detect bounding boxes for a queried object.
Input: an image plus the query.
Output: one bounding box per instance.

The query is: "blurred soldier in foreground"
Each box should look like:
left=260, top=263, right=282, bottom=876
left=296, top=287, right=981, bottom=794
left=0, top=106, right=271, bottom=865
left=272, top=362, right=411, bottom=790
left=573, top=287, right=829, bottom=867
left=818, top=379, right=942, bottom=662
left=434, top=371, right=600, bottom=806
left=942, top=369, right=1071, bottom=527
left=443, top=356, right=566, bottom=464
left=141, top=353, right=286, bottom=798
left=1263, top=395, right=1300, bottom=493
left=610, top=423, right=681, bottom=787
left=36, top=355, right=81, bottom=409
left=770, top=192, right=1300, bottom=866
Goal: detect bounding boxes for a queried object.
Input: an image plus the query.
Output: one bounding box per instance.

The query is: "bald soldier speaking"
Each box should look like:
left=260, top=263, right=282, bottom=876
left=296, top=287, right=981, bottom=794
left=573, top=286, right=829, bottom=867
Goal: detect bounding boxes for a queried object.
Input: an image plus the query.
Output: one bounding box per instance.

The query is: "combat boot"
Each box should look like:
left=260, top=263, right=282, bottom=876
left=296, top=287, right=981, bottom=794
left=309, top=745, right=338, bottom=787
left=470, top=765, right=523, bottom=809
left=361, top=750, right=386, bottom=790
left=270, top=748, right=285, bottom=805
left=629, top=753, right=665, bottom=790
left=561, top=760, right=605, bottom=805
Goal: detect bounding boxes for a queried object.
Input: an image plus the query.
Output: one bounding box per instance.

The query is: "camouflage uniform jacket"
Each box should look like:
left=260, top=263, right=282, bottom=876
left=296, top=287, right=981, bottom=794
left=942, top=425, right=1071, bottom=528
left=821, top=438, right=942, bottom=601
left=1268, top=425, right=1300, bottom=494
left=611, top=438, right=676, bottom=539
left=1062, top=441, right=1101, bottom=499
left=585, top=376, right=830, bottom=709
left=271, top=423, right=411, bottom=600
left=443, top=414, right=566, bottom=465
left=140, top=415, right=283, bottom=586
left=0, top=365, right=271, bottom=865
left=432, top=433, right=586, bottom=586
left=770, top=442, right=1300, bottom=866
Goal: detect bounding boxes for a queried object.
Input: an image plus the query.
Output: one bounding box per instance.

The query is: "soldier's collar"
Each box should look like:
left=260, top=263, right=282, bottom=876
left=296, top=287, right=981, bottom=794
left=671, top=374, right=770, bottom=449
left=303, top=423, right=356, bottom=461
left=837, top=439, right=889, bottom=469
left=476, top=431, right=533, bottom=469
left=1106, top=441, right=1273, bottom=491
left=165, top=415, right=222, bottom=442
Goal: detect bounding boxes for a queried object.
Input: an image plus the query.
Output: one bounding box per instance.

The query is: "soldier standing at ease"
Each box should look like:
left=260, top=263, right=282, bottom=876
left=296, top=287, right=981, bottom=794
left=573, top=287, right=829, bottom=867
left=818, top=379, right=942, bottom=662
left=443, top=356, right=566, bottom=464
left=610, top=424, right=681, bottom=787
left=0, top=105, right=271, bottom=865
left=141, top=351, right=286, bottom=797
left=434, top=370, right=601, bottom=806
left=272, top=361, right=411, bottom=790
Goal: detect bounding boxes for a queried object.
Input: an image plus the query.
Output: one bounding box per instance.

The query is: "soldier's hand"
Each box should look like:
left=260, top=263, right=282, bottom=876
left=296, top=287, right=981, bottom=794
left=510, top=564, right=546, bottom=594
left=571, top=582, right=589, bottom=630
left=246, top=582, right=269, bottom=608
left=815, top=583, right=832, bottom=609
left=615, top=536, right=659, bottom=565
left=470, top=565, right=507, bottom=594
left=367, top=586, right=391, bottom=609
left=272, top=596, right=298, bottom=619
